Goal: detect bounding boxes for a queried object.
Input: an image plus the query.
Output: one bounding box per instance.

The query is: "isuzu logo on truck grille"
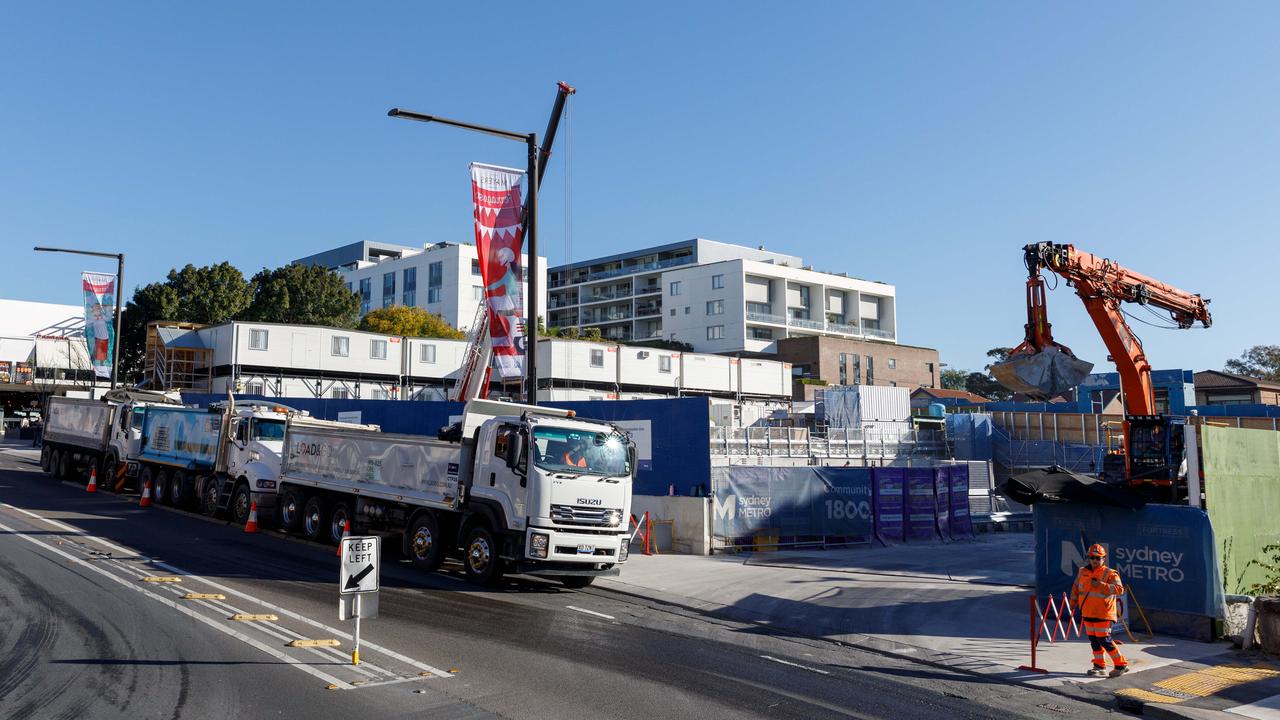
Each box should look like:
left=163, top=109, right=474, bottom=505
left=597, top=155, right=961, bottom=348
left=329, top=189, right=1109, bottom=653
left=576, top=498, right=603, bottom=505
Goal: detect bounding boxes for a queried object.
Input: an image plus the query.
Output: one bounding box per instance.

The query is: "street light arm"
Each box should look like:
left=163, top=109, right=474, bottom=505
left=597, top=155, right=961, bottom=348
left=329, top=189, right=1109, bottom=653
left=387, top=108, right=526, bottom=142
left=34, top=246, right=123, bottom=261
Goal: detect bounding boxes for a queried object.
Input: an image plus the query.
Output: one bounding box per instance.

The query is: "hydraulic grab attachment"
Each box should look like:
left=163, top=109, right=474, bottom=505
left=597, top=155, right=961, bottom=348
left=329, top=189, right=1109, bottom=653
left=992, top=242, right=1212, bottom=487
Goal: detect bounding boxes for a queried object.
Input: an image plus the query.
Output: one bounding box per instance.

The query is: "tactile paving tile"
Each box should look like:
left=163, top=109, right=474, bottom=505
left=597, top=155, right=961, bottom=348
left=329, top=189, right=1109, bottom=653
left=1199, top=665, right=1280, bottom=683
left=1115, top=688, right=1185, bottom=705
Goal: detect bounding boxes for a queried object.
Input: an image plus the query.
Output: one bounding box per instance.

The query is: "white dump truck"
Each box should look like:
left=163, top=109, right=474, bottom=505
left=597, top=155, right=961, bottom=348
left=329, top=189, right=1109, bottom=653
left=278, top=399, right=635, bottom=587
left=40, top=390, right=183, bottom=487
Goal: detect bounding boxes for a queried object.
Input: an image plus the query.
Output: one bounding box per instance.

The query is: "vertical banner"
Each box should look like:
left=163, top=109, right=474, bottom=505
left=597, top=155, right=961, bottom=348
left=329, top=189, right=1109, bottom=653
left=872, top=467, right=905, bottom=544
left=906, top=468, right=938, bottom=541
left=933, top=466, right=952, bottom=543
left=948, top=464, right=974, bottom=539
left=81, top=272, right=117, bottom=379
left=470, top=162, right=527, bottom=379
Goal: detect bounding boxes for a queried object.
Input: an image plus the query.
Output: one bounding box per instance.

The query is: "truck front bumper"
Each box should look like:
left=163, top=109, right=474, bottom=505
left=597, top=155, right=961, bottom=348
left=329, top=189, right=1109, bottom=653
left=523, top=526, right=627, bottom=574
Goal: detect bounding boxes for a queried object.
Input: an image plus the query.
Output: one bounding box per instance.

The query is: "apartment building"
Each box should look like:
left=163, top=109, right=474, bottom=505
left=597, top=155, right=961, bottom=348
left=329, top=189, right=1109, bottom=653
left=296, top=241, right=547, bottom=331
left=546, top=238, right=896, bottom=353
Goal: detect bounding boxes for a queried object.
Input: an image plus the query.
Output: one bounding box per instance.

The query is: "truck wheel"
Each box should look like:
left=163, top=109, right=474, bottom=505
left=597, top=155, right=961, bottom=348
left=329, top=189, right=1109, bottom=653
left=142, top=467, right=163, bottom=504
left=405, top=512, right=444, bottom=572
left=559, top=577, right=595, bottom=589
left=199, top=476, right=220, bottom=517
left=328, top=501, right=352, bottom=545
left=278, top=487, right=305, bottom=532
left=40, top=445, right=53, bottom=474
left=302, top=496, right=327, bottom=543
left=101, top=455, right=120, bottom=492
left=463, top=525, right=505, bottom=586
left=55, top=449, right=72, bottom=480
left=172, top=471, right=193, bottom=510
left=230, top=483, right=252, bottom=526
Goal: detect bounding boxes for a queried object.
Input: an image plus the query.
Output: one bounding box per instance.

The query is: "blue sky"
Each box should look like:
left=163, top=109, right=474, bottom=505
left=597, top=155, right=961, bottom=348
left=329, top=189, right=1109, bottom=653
left=3, top=3, right=1277, bottom=375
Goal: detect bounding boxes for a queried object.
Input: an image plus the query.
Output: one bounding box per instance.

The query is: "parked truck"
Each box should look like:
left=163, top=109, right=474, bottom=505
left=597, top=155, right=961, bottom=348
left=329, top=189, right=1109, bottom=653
left=278, top=398, right=634, bottom=587
left=40, top=390, right=182, bottom=487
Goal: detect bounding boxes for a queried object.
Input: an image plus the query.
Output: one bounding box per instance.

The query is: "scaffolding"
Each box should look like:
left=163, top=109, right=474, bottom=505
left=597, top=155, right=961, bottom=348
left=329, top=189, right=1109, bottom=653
left=143, top=322, right=213, bottom=392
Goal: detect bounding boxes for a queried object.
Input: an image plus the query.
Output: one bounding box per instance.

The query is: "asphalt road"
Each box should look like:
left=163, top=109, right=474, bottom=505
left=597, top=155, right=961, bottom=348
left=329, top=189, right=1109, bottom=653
left=0, top=451, right=1117, bottom=719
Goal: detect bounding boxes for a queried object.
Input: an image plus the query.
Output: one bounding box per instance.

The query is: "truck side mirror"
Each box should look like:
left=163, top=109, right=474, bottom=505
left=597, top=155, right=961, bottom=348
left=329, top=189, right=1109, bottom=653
left=628, top=446, right=637, bottom=474
left=504, top=433, right=525, bottom=470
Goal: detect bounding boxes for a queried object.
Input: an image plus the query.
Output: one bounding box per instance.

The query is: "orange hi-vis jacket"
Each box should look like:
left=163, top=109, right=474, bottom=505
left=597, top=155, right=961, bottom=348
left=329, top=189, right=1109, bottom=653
left=1070, top=564, right=1125, bottom=621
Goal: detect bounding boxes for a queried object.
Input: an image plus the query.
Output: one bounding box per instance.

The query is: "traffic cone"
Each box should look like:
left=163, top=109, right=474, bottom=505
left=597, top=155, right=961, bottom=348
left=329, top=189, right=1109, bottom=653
left=336, top=519, right=350, bottom=555
left=85, top=468, right=97, bottom=493
left=139, top=479, right=153, bottom=508
left=244, top=502, right=260, bottom=533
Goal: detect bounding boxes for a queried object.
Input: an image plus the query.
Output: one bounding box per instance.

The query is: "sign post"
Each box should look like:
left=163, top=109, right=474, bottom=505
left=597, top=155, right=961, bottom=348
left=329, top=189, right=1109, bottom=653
left=339, top=535, right=381, bottom=666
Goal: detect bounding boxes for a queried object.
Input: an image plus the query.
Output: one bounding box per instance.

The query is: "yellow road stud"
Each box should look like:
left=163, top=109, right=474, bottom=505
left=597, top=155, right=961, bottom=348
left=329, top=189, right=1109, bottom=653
left=230, top=613, right=279, bottom=622
left=142, top=576, right=182, bottom=583
left=181, top=593, right=226, bottom=600
left=287, top=639, right=341, bottom=648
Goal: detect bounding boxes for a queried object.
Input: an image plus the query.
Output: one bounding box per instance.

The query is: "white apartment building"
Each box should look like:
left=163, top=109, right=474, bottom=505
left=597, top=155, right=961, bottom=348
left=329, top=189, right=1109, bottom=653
left=295, top=241, right=547, bottom=332
left=546, top=239, right=896, bottom=353
left=146, top=321, right=791, bottom=402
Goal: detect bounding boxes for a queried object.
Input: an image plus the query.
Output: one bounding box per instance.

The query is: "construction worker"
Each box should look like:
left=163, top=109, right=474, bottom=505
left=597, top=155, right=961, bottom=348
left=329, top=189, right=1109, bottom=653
left=562, top=438, right=589, bottom=468
left=1070, top=544, right=1129, bottom=678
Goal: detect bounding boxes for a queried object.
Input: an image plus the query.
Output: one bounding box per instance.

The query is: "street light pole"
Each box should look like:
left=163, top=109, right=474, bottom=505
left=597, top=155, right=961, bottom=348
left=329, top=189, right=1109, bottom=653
left=33, top=246, right=125, bottom=391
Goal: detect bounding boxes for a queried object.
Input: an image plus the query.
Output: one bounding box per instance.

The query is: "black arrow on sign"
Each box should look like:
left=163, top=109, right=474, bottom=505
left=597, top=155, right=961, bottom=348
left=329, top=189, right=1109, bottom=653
left=344, top=564, right=374, bottom=591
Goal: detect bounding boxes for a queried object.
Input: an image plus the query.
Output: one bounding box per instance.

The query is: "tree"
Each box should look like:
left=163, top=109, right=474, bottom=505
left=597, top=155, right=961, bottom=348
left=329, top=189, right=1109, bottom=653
left=964, top=372, right=1010, bottom=402
left=1225, top=345, right=1280, bottom=382
left=984, top=347, right=1014, bottom=369
left=358, top=305, right=464, bottom=339
left=166, top=262, right=254, bottom=324
left=940, top=368, right=969, bottom=391
left=243, top=263, right=360, bottom=328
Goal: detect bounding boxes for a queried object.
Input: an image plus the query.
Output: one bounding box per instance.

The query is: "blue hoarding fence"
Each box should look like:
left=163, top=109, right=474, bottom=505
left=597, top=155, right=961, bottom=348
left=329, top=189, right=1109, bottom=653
left=711, top=464, right=973, bottom=550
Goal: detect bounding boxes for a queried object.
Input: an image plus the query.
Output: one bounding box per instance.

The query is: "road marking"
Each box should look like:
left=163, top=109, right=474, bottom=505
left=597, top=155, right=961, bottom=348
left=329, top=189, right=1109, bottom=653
left=183, top=593, right=227, bottom=600
left=289, top=639, right=342, bottom=648
left=0, top=518, right=354, bottom=690
left=2, top=501, right=453, bottom=681
left=566, top=605, right=615, bottom=620
left=760, top=655, right=831, bottom=675
left=231, top=613, right=280, bottom=622
left=142, top=576, right=182, bottom=583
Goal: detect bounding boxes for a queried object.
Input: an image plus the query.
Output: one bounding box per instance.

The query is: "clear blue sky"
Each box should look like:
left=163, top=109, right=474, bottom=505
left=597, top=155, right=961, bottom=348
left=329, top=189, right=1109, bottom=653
left=3, top=3, right=1277, bottom=375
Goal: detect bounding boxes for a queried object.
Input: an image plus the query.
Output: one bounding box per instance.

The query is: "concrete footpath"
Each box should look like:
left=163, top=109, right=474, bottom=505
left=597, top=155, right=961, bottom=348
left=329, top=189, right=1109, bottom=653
left=598, top=534, right=1280, bottom=718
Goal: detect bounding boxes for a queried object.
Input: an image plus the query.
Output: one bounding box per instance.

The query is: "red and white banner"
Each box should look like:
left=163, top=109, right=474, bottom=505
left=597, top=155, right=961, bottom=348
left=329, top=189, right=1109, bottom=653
left=470, top=162, right=527, bottom=380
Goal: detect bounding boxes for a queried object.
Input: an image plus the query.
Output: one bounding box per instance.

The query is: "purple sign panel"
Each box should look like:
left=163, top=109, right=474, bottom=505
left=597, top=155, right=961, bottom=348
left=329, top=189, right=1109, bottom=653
left=872, top=467, right=905, bottom=544
left=948, top=464, right=974, bottom=538
left=906, top=468, right=937, bottom=541
left=934, top=466, right=952, bottom=543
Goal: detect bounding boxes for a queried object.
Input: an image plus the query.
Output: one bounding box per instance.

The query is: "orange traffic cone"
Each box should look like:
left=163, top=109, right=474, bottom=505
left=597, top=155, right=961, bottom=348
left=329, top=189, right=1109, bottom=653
left=336, top=519, right=350, bottom=555
left=244, top=502, right=260, bottom=533
left=139, top=479, right=153, bottom=507
left=85, top=468, right=98, bottom=493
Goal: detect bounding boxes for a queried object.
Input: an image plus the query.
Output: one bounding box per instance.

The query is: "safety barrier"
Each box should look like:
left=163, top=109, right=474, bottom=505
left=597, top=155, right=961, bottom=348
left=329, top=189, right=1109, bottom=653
left=629, top=512, right=655, bottom=556
left=1018, top=593, right=1080, bottom=674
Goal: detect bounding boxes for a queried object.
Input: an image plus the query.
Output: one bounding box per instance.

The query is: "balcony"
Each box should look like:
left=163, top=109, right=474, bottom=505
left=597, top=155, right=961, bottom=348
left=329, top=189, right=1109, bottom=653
left=580, top=288, right=632, bottom=304
left=788, top=317, right=825, bottom=331
left=635, top=303, right=662, bottom=317
left=581, top=310, right=633, bottom=325
left=635, top=284, right=662, bottom=295
left=559, top=255, right=695, bottom=285
left=827, top=322, right=858, bottom=335
left=746, top=311, right=787, bottom=325
left=864, top=327, right=895, bottom=340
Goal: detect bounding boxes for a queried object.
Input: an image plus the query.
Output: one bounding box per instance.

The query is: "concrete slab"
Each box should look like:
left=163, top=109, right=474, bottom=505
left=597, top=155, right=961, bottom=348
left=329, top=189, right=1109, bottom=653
left=1226, top=694, right=1280, bottom=719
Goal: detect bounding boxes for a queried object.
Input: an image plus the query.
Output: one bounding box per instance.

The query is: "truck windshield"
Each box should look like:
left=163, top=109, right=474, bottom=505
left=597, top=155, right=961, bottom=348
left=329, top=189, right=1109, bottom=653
left=252, top=419, right=286, bottom=442
left=532, top=427, right=630, bottom=477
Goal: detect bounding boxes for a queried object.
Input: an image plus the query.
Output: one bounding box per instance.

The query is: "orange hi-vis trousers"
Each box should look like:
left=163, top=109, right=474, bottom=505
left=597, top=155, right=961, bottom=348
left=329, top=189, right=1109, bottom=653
left=1082, top=618, right=1126, bottom=668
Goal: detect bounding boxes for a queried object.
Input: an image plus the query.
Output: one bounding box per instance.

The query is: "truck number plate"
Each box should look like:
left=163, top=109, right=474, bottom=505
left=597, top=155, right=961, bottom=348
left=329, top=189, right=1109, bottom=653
left=576, top=544, right=594, bottom=554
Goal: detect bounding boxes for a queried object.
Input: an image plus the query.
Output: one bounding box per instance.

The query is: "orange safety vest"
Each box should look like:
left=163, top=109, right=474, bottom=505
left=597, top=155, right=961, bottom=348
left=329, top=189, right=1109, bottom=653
left=562, top=451, right=586, bottom=468
left=1070, top=564, right=1124, bottom=621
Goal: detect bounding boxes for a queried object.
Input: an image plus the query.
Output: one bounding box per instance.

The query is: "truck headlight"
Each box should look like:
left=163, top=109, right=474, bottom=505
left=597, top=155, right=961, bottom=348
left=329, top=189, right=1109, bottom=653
left=258, top=479, right=277, bottom=490
left=606, top=510, right=622, bottom=527
left=530, top=532, right=549, bottom=559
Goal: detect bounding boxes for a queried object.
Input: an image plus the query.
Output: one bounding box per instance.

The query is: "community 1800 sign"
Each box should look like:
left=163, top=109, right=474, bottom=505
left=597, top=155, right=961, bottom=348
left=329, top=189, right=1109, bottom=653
left=711, top=467, right=872, bottom=538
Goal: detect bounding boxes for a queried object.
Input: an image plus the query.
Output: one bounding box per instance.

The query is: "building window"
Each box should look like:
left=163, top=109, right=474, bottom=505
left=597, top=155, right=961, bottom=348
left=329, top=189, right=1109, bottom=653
left=670, top=308, right=676, bottom=317
left=245, top=382, right=264, bottom=395
left=684, top=306, right=690, bottom=314
left=747, top=302, right=772, bottom=315
left=798, top=286, right=811, bottom=307
left=706, top=299, right=723, bottom=315
left=590, top=349, right=604, bottom=367
left=420, top=344, right=436, bottom=363
left=332, top=388, right=350, bottom=400
left=403, top=267, right=417, bottom=306
left=382, top=272, right=396, bottom=308
left=370, top=388, right=388, bottom=400
left=659, top=356, right=672, bottom=373
left=669, top=281, right=681, bottom=296
left=331, top=336, right=349, bottom=357
left=248, top=329, right=268, bottom=350
left=712, top=274, right=724, bottom=290
left=359, top=278, right=371, bottom=315
left=866, top=355, right=874, bottom=385
left=888, top=358, right=897, bottom=369
left=707, top=325, right=724, bottom=340
left=851, top=354, right=861, bottom=384
left=838, top=353, right=848, bottom=385
left=370, top=339, right=387, bottom=360
left=471, top=259, right=481, bottom=276
left=428, top=261, right=443, bottom=304
left=749, top=327, right=773, bottom=340
left=473, top=285, right=483, bottom=301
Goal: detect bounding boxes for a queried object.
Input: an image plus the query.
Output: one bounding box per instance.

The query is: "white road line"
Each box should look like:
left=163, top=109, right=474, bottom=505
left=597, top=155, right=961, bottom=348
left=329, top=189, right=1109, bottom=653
left=0, top=518, right=355, bottom=690
left=760, top=655, right=831, bottom=675
left=3, top=501, right=453, bottom=679
left=566, top=605, right=616, bottom=620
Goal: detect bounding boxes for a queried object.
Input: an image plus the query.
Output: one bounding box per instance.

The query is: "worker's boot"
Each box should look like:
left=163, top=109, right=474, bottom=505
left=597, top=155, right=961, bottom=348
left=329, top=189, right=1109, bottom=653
left=1086, top=666, right=1107, bottom=678
left=1109, top=665, right=1129, bottom=678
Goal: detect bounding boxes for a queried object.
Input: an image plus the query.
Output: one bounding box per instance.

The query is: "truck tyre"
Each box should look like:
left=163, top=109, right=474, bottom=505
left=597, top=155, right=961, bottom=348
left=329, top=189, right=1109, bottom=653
left=230, top=482, right=252, bottom=526
left=302, top=496, right=327, bottom=543
left=278, top=487, right=305, bottom=532
left=40, top=445, right=53, bottom=474
left=142, top=466, right=163, bottom=504
left=463, top=525, right=505, bottom=586
left=405, top=512, right=445, bottom=572
left=175, top=471, right=191, bottom=509
left=199, top=476, right=221, bottom=517
left=328, top=500, right=352, bottom=545
left=101, top=455, right=120, bottom=492
left=55, top=449, right=71, bottom=480
left=559, top=577, right=595, bottom=589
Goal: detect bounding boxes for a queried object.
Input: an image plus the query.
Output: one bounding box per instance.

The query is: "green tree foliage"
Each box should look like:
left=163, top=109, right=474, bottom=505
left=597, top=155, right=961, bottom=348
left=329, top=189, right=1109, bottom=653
left=940, top=368, right=969, bottom=390
left=244, top=263, right=360, bottom=328
left=358, top=305, right=464, bottom=339
left=1225, top=345, right=1280, bottom=381
left=964, top=372, right=1009, bottom=401
left=166, top=262, right=254, bottom=324
left=119, top=282, right=181, bottom=382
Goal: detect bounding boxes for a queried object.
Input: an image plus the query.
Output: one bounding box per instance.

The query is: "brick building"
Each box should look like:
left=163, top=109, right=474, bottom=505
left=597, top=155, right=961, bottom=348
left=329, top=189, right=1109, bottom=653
left=775, top=336, right=941, bottom=400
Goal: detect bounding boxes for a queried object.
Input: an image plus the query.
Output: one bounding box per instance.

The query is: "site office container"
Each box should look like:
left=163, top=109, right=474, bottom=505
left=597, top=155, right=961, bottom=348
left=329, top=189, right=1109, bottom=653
left=403, top=337, right=468, bottom=383
left=616, top=347, right=680, bottom=389
left=681, top=354, right=735, bottom=393
left=537, top=339, right=619, bottom=386
left=738, top=358, right=790, bottom=397
left=821, top=385, right=911, bottom=427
